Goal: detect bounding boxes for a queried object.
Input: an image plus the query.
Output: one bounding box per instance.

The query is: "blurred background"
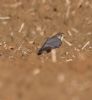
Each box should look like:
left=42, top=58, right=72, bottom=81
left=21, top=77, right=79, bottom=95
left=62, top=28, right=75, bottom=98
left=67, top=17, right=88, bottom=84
left=0, top=0, right=92, bottom=100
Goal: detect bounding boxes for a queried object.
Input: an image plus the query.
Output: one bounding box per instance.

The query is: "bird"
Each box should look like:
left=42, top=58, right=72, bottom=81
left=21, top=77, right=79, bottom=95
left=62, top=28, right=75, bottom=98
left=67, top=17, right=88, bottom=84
left=37, top=32, right=64, bottom=55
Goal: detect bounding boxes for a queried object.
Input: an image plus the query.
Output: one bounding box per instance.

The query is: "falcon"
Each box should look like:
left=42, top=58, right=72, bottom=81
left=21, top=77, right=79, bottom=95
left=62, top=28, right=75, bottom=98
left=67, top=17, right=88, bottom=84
left=37, top=32, right=64, bottom=55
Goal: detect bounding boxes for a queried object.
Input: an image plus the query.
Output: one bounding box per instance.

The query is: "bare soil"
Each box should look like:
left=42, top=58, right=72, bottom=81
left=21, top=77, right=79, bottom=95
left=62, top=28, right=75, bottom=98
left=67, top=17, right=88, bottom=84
left=0, top=0, right=92, bottom=100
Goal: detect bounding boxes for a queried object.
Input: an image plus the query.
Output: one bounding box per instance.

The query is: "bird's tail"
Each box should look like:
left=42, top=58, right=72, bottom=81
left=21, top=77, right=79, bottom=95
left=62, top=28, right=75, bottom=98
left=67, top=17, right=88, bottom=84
left=37, top=48, right=43, bottom=55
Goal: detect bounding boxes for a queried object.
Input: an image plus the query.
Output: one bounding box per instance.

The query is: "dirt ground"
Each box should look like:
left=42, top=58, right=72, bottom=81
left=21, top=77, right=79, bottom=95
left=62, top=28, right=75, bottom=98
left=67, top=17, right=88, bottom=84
left=0, top=0, right=92, bottom=100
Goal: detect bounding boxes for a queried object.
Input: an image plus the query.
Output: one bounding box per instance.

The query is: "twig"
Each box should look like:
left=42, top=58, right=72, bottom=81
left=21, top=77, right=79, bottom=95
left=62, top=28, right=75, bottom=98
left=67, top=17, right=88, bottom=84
left=65, top=0, right=71, bottom=19
left=66, top=59, right=73, bottom=62
left=71, top=27, right=79, bottom=33
left=63, top=38, right=72, bottom=46
left=67, top=30, right=72, bottom=36
left=4, top=2, right=22, bottom=8
left=82, top=41, right=90, bottom=50
left=51, top=49, right=57, bottom=63
left=0, top=16, right=10, bottom=20
left=18, top=23, right=25, bottom=33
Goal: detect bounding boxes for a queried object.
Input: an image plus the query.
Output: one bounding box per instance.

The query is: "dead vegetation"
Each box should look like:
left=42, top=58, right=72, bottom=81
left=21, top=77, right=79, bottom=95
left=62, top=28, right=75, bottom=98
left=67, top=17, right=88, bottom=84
left=0, top=0, right=92, bottom=100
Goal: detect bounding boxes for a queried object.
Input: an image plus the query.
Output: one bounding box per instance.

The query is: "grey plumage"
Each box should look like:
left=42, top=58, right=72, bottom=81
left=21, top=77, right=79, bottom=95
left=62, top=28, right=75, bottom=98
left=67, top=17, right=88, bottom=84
left=37, top=32, right=64, bottom=55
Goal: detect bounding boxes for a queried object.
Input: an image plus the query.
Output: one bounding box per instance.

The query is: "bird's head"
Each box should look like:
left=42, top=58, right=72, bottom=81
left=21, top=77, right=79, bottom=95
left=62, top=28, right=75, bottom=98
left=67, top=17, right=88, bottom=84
left=56, top=32, right=64, bottom=40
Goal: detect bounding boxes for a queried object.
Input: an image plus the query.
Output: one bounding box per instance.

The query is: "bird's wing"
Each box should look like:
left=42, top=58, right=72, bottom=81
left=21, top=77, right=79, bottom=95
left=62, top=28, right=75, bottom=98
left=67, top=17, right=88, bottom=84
left=43, top=37, right=62, bottom=48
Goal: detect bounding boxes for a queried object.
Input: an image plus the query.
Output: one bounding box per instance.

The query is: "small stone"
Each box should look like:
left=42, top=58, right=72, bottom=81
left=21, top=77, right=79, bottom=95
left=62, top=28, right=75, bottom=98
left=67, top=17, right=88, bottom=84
left=33, top=68, right=40, bottom=76
left=0, top=43, right=2, bottom=46
left=57, top=73, right=65, bottom=83
left=36, top=26, right=42, bottom=32
left=42, top=0, right=46, bottom=3
left=9, top=46, right=15, bottom=50
left=66, top=59, right=73, bottom=62
left=2, top=21, right=8, bottom=25
left=29, top=41, right=34, bottom=44
left=31, top=30, right=36, bottom=35
left=40, top=31, right=44, bottom=36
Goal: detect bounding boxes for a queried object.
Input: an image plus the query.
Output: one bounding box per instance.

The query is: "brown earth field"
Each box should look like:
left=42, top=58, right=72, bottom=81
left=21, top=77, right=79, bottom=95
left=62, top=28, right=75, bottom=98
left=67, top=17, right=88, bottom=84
left=0, top=0, right=92, bottom=100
